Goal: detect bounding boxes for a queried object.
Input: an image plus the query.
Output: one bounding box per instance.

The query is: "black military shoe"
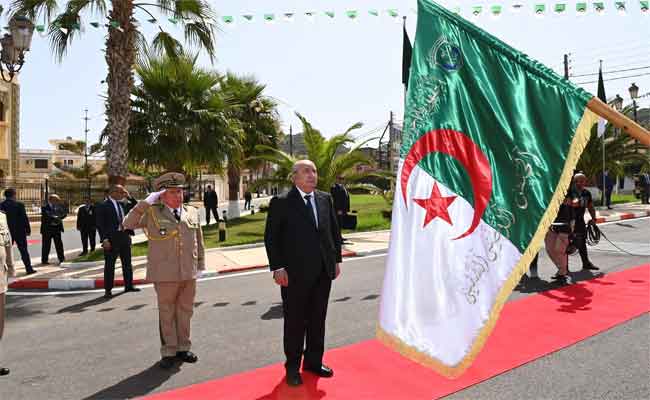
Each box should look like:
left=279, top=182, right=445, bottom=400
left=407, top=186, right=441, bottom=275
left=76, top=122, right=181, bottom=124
left=176, top=351, right=198, bottom=363
left=582, top=263, right=599, bottom=271
left=303, top=364, right=334, bottom=378
left=0, top=367, right=9, bottom=376
left=159, top=357, right=176, bottom=370
left=285, top=370, right=303, bottom=386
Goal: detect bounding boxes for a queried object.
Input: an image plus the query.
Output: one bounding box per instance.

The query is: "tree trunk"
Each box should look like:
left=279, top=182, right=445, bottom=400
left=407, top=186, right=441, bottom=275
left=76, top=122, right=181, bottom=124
left=105, top=1, right=136, bottom=186
left=227, top=161, right=241, bottom=218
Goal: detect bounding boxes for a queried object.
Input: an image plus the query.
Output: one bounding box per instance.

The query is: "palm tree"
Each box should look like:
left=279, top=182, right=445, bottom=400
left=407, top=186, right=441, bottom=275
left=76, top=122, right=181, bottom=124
left=127, top=51, right=239, bottom=174
left=253, top=113, right=378, bottom=192
left=576, top=119, right=648, bottom=187
left=219, top=73, right=281, bottom=217
left=10, top=0, right=218, bottom=185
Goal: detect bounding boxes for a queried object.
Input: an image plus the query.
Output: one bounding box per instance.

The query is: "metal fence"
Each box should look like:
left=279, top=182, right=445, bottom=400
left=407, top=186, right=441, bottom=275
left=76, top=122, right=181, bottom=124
left=0, top=178, right=149, bottom=212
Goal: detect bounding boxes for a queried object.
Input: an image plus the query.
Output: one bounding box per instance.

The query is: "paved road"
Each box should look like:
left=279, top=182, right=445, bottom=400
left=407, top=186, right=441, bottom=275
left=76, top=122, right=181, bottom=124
left=1, top=219, right=648, bottom=399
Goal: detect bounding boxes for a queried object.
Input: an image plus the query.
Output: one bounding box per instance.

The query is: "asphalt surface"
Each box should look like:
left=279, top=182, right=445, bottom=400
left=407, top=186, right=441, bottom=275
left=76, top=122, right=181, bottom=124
left=1, top=218, right=648, bottom=400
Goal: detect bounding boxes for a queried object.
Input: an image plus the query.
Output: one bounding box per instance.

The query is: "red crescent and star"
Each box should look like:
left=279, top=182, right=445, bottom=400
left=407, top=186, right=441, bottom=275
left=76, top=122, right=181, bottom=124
left=400, top=129, right=493, bottom=240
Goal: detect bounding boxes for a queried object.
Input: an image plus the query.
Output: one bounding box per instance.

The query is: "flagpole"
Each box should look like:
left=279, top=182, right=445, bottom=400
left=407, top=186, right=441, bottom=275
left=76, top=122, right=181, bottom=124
left=587, top=98, right=650, bottom=146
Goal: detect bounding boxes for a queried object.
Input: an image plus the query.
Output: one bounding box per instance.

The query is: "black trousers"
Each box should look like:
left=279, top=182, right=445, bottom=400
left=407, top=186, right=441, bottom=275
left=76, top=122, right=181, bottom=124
left=80, top=228, right=97, bottom=253
left=42, top=232, right=64, bottom=264
left=205, top=206, right=219, bottom=225
left=103, top=232, right=134, bottom=292
left=642, top=185, right=650, bottom=204
left=244, top=199, right=251, bottom=210
left=281, top=268, right=332, bottom=371
left=13, top=235, right=33, bottom=272
left=573, top=221, right=591, bottom=267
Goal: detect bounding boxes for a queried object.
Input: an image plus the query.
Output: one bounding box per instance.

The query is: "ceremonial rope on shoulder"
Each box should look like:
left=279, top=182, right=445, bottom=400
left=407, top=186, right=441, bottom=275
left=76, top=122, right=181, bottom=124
left=143, top=206, right=179, bottom=241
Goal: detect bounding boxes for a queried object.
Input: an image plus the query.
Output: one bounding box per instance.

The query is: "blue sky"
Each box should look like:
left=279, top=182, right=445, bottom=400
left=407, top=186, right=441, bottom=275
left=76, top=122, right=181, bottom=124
left=8, top=0, right=650, bottom=150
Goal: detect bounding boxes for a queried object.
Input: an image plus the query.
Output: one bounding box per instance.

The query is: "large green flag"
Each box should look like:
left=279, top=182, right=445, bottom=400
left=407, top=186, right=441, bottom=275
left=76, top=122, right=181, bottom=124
left=378, top=0, right=597, bottom=377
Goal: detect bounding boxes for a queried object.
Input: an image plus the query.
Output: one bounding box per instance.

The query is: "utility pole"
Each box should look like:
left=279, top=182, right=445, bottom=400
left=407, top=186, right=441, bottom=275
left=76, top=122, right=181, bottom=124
left=563, top=54, right=569, bottom=79
left=289, top=124, right=293, bottom=157
left=83, top=108, right=91, bottom=201
left=388, top=111, right=394, bottom=171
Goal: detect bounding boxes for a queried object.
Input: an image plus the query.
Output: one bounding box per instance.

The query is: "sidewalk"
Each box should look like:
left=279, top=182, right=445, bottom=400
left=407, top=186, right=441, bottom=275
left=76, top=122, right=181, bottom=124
left=8, top=202, right=648, bottom=291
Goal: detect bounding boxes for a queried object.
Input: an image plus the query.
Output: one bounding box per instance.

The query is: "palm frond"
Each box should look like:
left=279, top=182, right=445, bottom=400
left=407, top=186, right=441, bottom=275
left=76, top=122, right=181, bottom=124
left=151, top=30, right=183, bottom=59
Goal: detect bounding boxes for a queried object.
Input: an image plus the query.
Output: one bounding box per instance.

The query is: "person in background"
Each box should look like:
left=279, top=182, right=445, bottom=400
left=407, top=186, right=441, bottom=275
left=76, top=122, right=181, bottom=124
left=41, top=194, right=67, bottom=265
left=244, top=190, right=252, bottom=210
left=0, top=188, right=35, bottom=274
left=545, top=194, right=575, bottom=284
left=95, top=185, right=139, bottom=298
left=571, top=173, right=599, bottom=271
left=203, top=185, right=219, bottom=225
left=598, top=170, right=614, bottom=210
left=76, top=199, right=97, bottom=256
left=640, top=172, right=650, bottom=205
left=330, top=175, right=351, bottom=244
left=0, top=209, right=15, bottom=376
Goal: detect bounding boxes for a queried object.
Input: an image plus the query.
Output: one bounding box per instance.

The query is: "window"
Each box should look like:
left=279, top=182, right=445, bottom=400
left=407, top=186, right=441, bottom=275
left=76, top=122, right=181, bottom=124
left=0, top=101, right=4, bottom=122
left=64, top=159, right=74, bottom=166
left=34, top=159, right=48, bottom=169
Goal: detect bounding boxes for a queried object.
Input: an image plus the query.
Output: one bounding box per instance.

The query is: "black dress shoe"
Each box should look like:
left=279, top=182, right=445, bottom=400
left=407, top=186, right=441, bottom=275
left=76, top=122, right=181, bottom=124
left=104, top=291, right=113, bottom=299
left=303, top=364, right=334, bottom=378
left=582, top=263, right=600, bottom=271
left=159, top=357, right=176, bottom=370
left=0, top=367, right=9, bottom=376
left=176, top=351, right=198, bottom=363
left=124, top=287, right=141, bottom=293
left=285, top=370, right=303, bottom=386
left=26, top=269, right=37, bottom=275
left=79, top=252, right=88, bottom=256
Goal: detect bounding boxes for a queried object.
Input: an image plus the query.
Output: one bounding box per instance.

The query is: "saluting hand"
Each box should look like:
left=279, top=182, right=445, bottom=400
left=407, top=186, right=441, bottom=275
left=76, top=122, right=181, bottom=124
left=145, top=190, right=166, bottom=205
left=273, top=269, right=289, bottom=287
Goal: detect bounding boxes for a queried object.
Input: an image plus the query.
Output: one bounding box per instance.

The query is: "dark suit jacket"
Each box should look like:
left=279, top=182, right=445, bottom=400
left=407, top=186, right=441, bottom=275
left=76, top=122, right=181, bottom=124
left=330, top=183, right=350, bottom=213
left=203, top=190, right=218, bottom=207
left=40, top=203, right=67, bottom=235
left=264, top=186, right=342, bottom=284
left=76, top=204, right=97, bottom=231
left=0, top=199, right=31, bottom=240
left=95, top=197, right=137, bottom=241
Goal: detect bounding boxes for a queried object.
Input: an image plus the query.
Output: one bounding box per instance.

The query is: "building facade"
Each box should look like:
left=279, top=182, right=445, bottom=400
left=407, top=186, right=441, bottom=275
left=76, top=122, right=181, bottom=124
left=19, top=137, right=105, bottom=181
left=0, top=79, right=20, bottom=179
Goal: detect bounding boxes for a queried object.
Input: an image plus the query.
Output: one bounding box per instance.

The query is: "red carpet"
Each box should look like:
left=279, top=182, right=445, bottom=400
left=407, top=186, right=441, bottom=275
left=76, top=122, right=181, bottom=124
left=145, top=265, right=650, bottom=400
left=27, top=239, right=41, bottom=245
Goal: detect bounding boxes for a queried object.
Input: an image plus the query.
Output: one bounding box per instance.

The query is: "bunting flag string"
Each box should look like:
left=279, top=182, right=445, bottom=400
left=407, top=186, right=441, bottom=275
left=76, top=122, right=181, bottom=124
left=32, top=2, right=650, bottom=33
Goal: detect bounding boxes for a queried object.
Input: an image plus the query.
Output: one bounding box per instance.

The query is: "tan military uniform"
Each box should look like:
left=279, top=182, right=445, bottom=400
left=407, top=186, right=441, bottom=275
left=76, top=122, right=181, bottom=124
left=0, top=212, right=15, bottom=353
left=123, top=181, right=205, bottom=358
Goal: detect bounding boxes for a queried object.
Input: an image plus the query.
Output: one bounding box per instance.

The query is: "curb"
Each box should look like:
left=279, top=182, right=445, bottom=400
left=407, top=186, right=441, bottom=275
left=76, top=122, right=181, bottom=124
left=8, top=249, right=374, bottom=291
left=594, top=211, right=650, bottom=224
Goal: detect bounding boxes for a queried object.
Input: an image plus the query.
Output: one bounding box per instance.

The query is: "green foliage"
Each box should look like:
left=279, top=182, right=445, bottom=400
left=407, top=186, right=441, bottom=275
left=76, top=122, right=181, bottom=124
left=251, top=112, right=379, bottom=192
left=126, top=51, right=240, bottom=173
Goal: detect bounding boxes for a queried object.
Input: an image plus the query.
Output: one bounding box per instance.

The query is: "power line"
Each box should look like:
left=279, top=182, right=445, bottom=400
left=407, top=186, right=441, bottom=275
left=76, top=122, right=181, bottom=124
left=571, top=65, right=650, bottom=78
left=574, top=72, right=650, bottom=85
left=569, top=52, right=650, bottom=69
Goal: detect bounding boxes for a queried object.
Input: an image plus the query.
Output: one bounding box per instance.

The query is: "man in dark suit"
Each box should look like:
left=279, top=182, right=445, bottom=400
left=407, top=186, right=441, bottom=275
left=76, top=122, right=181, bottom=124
left=597, top=170, right=614, bottom=209
left=76, top=200, right=97, bottom=256
left=41, top=194, right=67, bottom=265
left=0, top=188, right=35, bottom=274
left=203, top=185, right=219, bottom=225
left=264, top=159, right=342, bottom=387
left=330, top=175, right=351, bottom=244
left=95, top=185, right=140, bottom=298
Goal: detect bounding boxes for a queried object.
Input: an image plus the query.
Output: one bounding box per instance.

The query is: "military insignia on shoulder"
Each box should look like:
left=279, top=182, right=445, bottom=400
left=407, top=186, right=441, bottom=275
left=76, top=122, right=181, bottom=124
left=160, top=227, right=168, bottom=236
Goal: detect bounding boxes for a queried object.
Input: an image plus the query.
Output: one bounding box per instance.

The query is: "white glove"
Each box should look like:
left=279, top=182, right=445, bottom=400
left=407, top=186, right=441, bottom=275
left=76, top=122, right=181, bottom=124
left=145, top=190, right=165, bottom=205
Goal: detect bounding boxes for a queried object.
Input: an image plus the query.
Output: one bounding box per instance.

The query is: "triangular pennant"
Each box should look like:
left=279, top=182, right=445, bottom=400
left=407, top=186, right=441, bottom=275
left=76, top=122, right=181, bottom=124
left=36, top=24, right=46, bottom=32
left=369, top=9, right=379, bottom=16
left=283, top=13, right=295, bottom=21
left=387, top=9, right=400, bottom=17
left=168, top=17, right=179, bottom=24
left=614, top=1, right=627, bottom=14
left=534, top=4, right=546, bottom=15
left=554, top=3, right=567, bottom=13
left=147, top=18, right=157, bottom=24
left=263, top=14, right=275, bottom=22
left=243, top=14, right=254, bottom=21
left=511, top=3, right=525, bottom=13
left=109, top=20, right=120, bottom=28
left=490, top=5, right=503, bottom=17
left=346, top=10, right=359, bottom=19
left=324, top=11, right=335, bottom=18
left=640, top=0, right=649, bottom=13
left=593, top=2, right=605, bottom=14
left=90, top=21, right=100, bottom=28
left=222, top=16, right=234, bottom=24
left=576, top=2, right=588, bottom=13
left=472, top=6, right=483, bottom=16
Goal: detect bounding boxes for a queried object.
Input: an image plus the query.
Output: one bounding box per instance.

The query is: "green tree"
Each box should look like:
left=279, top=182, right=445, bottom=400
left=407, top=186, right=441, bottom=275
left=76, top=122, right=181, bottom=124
left=11, top=0, right=218, bottom=184
left=253, top=113, right=378, bottom=192
left=219, top=73, right=281, bottom=216
left=126, top=51, right=239, bottom=174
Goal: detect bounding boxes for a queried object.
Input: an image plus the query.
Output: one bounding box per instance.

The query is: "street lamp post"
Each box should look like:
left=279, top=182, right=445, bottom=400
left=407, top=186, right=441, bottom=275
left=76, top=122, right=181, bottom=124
left=0, top=15, right=35, bottom=82
left=628, top=83, right=639, bottom=123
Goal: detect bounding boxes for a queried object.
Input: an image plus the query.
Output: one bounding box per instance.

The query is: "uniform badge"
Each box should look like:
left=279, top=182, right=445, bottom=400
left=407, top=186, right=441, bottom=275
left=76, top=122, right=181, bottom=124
left=160, top=228, right=168, bottom=236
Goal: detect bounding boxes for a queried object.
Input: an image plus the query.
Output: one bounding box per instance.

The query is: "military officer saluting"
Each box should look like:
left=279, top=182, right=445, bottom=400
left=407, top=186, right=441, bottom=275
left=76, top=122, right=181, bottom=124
left=123, top=172, right=205, bottom=369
